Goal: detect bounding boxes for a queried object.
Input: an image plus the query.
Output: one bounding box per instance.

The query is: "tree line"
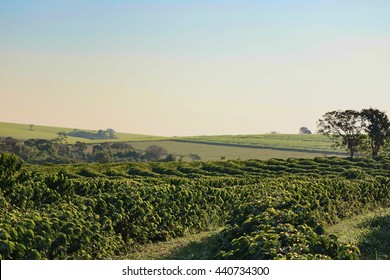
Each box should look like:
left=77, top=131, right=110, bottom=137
left=0, top=137, right=178, bottom=164
left=317, top=108, right=390, bottom=158
left=58, top=128, right=117, bottom=140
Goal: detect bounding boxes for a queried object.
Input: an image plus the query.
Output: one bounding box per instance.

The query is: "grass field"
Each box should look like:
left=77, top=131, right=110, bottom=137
left=0, top=122, right=166, bottom=143
left=130, top=140, right=343, bottom=161
left=177, top=134, right=338, bottom=153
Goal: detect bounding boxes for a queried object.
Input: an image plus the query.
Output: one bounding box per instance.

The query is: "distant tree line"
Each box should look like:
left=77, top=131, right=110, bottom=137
left=317, top=108, right=390, bottom=158
left=59, top=128, right=117, bottom=140
left=0, top=137, right=178, bottom=164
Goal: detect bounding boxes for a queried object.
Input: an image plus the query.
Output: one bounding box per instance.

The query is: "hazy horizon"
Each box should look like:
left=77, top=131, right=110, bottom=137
left=1, top=0, right=390, bottom=136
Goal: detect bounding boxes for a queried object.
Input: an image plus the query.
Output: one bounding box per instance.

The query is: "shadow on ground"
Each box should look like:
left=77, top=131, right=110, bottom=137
left=163, top=230, right=223, bottom=260
left=358, top=214, right=390, bottom=260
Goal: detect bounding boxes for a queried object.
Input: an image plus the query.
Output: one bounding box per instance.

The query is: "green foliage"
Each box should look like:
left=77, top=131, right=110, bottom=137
left=216, top=176, right=389, bottom=259
left=317, top=110, right=365, bottom=158
left=0, top=152, right=23, bottom=182
left=327, top=208, right=390, bottom=260
left=1, top=154, right=390, bottom=259
left=318, top=109, right=390, bottom=159
left=361, top=108, right=390, bottom=158
left=61, top=129, right=117, bottom=140
left=143, top=145, right=168, bottom=161
left=341, top=168, right=367, bottom=179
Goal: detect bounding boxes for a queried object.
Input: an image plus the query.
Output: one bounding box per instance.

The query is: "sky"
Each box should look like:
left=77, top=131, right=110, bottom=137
left=1, top=0, right=390, bottom=136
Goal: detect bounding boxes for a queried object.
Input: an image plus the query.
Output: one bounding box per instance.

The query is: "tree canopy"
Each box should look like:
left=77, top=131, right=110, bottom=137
left=317, top=110, right=365, bottom=158
left=317, top=108, right=390, bottom=158
left=361, top=108, right=390, bottom=158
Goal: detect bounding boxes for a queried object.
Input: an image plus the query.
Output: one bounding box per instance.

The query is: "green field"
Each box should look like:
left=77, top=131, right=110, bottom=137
left=129, top=140, right=343, bottom=161
left=0, top=122, right=346, bottom=160
left=0, top=122, right=166, bottom=143
left=176, top=133, right=338, bottom=153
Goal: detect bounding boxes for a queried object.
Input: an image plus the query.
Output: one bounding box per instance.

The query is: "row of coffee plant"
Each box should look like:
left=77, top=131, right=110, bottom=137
left=1, top=152, right=390, bottom=259
left=217, top=176, right=390, bottom=259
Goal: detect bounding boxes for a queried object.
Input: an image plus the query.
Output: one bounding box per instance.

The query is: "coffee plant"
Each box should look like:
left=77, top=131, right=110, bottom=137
left=1, top=152, right=390, bottom=259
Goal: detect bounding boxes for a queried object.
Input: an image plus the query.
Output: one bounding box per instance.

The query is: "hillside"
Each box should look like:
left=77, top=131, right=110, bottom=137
left=175, top=134, right=339, bottom=153
left=0, top=121, right=345, bottom=161
left=0, top=122, right=166, bottom=143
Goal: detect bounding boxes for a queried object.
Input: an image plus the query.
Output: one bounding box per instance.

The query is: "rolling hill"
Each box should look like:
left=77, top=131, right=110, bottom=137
left=0, top=121, right=345, bottom=160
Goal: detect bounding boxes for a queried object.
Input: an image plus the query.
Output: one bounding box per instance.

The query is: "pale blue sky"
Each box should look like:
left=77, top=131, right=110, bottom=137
left=1, top=0, right=390, bottom=136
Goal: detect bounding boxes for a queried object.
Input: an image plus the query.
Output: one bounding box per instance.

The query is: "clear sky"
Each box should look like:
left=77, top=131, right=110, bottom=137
left=1, top=0, right=389, bottom=136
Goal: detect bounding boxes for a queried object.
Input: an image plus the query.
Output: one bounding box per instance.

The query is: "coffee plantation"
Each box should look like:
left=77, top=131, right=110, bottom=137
left=1, top=152, right=390, bottom=259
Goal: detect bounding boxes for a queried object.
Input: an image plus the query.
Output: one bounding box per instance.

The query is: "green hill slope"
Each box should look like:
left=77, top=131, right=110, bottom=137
left=175, top=134, right=338, bottom=153
left=0, top=122, right=165, bottom=143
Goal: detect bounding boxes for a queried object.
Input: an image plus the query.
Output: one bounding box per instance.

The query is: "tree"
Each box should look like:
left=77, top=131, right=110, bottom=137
left=189, top=153, right=201, bottom=161
left=106, top=128, right=117, bottom=139
left=111, top=142, right=134, bottom=150
left=52, top=136, right=70, bottom=158
left=163, top=154, right=177, bottom=162
left=361, top=108, right=390, bottom=158
left=4, top=137, right=22, bottom=155
left=93, top=151, right=111, bottom=163
left=299, top=127, right=312, bottom=134
left=74, top=141, right=88, bottom=159
left=92, top=144, right=104, bottom=154
left=34, top=139, right=54, bottom=154
left=317, top=110, right=365, bottom=159
left=144, top=145, right=168, bottom=161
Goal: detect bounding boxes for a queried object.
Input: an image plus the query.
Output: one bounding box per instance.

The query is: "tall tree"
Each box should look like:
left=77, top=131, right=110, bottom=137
left=317, top=110, right=365, bottom=158
left=361, top=108, right=390, bottom=158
